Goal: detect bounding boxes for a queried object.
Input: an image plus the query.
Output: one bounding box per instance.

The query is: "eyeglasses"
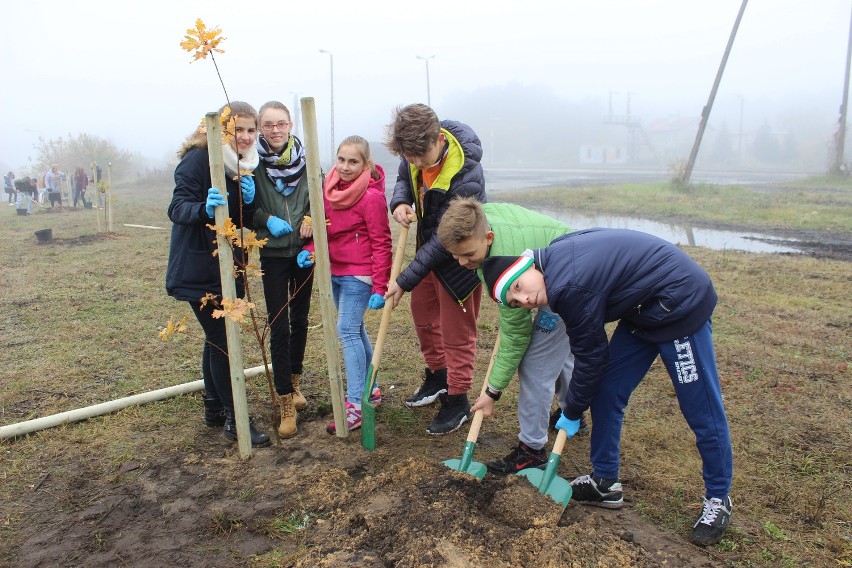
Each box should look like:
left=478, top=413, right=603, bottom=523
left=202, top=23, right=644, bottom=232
left=261, top=121, right=291, bottom=131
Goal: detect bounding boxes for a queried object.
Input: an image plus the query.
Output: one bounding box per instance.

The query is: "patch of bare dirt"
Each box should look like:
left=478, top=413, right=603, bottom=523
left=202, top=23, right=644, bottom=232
left=7, top=402, right=719, bottom=568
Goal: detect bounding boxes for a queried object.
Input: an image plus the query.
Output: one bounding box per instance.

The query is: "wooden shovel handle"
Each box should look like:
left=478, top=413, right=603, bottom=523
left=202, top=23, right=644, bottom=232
left=369, top=221, right=411, bottom=374
left=552, top=427, right=568, bottom=455
left=466, top=334, right=502, bottom=443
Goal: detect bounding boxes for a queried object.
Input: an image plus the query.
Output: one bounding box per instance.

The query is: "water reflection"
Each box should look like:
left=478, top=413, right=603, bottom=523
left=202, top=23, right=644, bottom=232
left=531, top=208, right=802, bottom=255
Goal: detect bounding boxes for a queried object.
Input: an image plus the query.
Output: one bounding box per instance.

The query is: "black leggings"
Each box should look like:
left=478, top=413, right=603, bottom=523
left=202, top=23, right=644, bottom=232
left=189, top=300, right=234, bottom=413
left=260, top=255, right=314, bottom=395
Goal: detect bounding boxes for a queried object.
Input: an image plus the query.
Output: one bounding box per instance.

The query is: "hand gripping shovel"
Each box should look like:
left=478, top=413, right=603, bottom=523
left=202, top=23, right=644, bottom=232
left=441, top=336, right=501, bottom=479
left=361, top=223, right=410, bottom=450
left=517, top=428, right=573, bottom=509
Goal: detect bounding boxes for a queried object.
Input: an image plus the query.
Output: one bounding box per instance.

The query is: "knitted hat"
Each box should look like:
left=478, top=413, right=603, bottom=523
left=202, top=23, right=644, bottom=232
left=482, top=253, right=535, bottom=305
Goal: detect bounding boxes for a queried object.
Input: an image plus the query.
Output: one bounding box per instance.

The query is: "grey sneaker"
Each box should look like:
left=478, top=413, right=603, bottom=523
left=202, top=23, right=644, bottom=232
left=570, top=474, right=624, bottom=509
left=691, top=496, right=732, bottom=546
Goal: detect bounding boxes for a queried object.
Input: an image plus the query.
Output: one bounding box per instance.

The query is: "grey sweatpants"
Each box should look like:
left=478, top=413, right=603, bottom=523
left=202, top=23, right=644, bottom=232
left=517, top=307, right=574, bottom=450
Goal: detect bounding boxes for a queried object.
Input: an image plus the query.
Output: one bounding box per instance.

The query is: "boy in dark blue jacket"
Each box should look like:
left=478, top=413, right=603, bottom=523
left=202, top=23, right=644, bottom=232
left=481, top=228, right=733, bottom=547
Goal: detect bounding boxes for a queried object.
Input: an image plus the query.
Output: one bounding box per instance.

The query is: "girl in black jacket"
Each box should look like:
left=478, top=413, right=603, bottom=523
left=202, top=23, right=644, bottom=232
left=166, top=101, right=269, bottom=447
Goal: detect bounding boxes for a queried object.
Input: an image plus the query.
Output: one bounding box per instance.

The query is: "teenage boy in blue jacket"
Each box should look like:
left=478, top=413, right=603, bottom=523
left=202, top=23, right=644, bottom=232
left=481, top=228, right=733, bottom=547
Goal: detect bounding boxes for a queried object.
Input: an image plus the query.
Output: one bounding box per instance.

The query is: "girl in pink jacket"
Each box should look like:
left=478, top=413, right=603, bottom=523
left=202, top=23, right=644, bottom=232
left=299, top=135, right=392, bottom=433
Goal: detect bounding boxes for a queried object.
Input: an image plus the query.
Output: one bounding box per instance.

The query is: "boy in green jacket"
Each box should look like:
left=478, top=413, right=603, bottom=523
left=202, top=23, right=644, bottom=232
left=437, top=197, right=584, bottom=473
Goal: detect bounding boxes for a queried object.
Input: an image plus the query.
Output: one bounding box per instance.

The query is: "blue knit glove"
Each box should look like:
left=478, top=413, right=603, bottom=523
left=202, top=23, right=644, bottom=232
left=368, top=293, right=385, bottom=310
left=205, top=188, right=227, bottom=218
left=555, top=412, right=581, bottom=438
left=239, top=176, right=255, bottom=204
left=296, top=249, right=314, bottom=268
left=266, top=215, right=292, bottom=237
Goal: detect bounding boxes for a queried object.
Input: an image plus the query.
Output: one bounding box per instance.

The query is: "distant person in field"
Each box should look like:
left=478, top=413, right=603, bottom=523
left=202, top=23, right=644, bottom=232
left=72, top=166, right=88, bottom=208
left=437, top=197, right=585, bottom=475
left=250, top=100, right=314, bottom=439
left=165, top=101, right=270, bottom=448
left=298, top=135, right=393, bottom=435
left=383, top=103, right=486, bottom=436
left=481, top=228, right=734, bottom=547
left=45, top=164, right=63, bottom=207
left=4, top=171, right=15, bottom=205
left=14, top=176, right=35, bottom=214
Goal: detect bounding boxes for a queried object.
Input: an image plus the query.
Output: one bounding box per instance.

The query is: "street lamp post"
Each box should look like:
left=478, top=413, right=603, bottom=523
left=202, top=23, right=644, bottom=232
left=289, top=91, right=303, bottom=140
left=319, top=49, right=335, bottom=166
left=416, top=55, right=435, bottom=107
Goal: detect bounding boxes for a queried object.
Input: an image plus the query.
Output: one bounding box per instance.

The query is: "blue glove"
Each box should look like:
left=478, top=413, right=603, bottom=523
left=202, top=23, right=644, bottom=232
left=555, top=412, right=581, bottom=438
left=296, top=249, right=314, bottom=268
left=239, top=176, right=255, bottom=204
left=368, top=293, right=385, bottom=310
left=266, top=215, right=293, bottom=237
left=205, top=188, right=227, bottom=218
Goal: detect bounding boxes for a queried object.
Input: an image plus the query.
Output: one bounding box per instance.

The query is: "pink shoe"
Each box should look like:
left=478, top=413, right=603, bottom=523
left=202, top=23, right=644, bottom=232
left=368, top=387, right=382, bottom=407
left=326, top=402, right=362, bottom=434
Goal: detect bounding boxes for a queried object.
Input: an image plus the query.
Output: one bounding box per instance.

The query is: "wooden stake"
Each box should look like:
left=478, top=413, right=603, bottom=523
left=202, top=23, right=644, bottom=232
left=300, top=97, right=347, bottom=437
left=107, top=163, right=114, bottom=232
left=92, top=163, right=101, bottom=233
left=205, top=111, right=252, bottom=459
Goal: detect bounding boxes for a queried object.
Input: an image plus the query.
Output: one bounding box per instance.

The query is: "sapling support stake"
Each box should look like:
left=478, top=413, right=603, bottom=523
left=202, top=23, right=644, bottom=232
left=301, top=97, right=347, bottom=437
left=205, top=111, right=252, bottom=459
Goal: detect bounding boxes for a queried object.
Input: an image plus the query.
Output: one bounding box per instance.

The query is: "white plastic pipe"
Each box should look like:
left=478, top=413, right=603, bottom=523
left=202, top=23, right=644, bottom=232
left=0, top=365, right=268, bottom=440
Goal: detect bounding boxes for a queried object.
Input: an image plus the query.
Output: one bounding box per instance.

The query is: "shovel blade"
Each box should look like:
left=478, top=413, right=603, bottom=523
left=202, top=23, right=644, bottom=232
left=442, top=457, right=487, bottom=480
left=517, top=453, right=572, bottom=509
left=360, top=400, right=376, bottom=450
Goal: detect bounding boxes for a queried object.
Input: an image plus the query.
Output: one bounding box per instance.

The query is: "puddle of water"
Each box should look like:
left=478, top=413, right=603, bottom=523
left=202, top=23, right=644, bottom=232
left=531, top=208, right=802, bottom=255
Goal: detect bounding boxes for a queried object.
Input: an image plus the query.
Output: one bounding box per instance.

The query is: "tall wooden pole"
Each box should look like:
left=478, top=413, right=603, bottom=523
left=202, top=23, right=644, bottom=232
left=107, top=162, right=114, bottom=232
left=205, top=111, right=252, bottom=459
left=832, top=2, right=852, bottom=175
left=301, top=97, right=347, bottom=437
left=92, top=163, right=101, bottom=233
left=679, top=0, right=748, bottom=185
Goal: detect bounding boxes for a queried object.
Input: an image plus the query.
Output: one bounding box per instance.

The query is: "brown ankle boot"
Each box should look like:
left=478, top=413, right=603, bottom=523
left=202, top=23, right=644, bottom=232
left=278, top=393, right=297, bottom=438
left=291, top=374, right=308, bottom=411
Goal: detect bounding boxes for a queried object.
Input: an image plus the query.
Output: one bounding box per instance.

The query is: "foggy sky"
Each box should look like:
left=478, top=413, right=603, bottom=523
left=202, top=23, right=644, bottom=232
left=1, top=0, right=849, bottom=173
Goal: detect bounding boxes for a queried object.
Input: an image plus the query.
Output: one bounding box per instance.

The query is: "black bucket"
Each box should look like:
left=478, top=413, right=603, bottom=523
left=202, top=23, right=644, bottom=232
left=16, top=208, right=28, bottom=216
left=35, top=228, right=52, bottom=243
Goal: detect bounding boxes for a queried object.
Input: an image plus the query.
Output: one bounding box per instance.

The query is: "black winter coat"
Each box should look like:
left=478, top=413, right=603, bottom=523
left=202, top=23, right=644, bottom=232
left=537, top=228, right=717, bottom=419
left=166, top=147, right=254, bottom=302
left=389, top=120, right=486, bottom=303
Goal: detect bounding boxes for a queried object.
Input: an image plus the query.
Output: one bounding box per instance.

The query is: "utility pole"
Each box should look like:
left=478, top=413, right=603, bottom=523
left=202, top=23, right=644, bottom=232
left=678, top=0, right=748, bottom=185
left=831, top=2, right=852, bottom=175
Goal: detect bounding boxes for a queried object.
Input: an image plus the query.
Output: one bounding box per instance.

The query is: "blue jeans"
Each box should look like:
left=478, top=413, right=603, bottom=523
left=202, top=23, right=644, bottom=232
left=332, top=276, right=374, bottom=404
left=589, top=319, right=733, bottom=498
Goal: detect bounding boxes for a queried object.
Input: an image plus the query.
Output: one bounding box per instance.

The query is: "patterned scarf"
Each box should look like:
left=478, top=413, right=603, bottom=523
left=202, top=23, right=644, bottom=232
left=257, top=135, right=306, bottom=196
left=222, top=143, right=259, bottom=179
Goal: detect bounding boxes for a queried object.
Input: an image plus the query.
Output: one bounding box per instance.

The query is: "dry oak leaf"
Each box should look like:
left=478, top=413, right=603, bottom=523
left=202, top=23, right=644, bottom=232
left=180, top=18, right=225, bottom=62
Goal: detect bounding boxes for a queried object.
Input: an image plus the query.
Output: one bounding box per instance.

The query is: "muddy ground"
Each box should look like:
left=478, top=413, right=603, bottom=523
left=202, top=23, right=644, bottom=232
left=7, top=393, right=722, bottom=568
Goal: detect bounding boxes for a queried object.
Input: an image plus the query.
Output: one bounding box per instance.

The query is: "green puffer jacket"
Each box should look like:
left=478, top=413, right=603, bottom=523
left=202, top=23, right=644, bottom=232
left=476, top=203, right=571, bottom=391
left=251, top=166, right=319, bottom=258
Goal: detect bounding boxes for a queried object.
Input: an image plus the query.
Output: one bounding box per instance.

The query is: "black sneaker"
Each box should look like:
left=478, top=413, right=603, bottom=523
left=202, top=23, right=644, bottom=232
left=223, top=415, right=271, bottom=448
left=549, top=409, right=590, bottom=435
left=570, top=474, right=624, bottom=509
left=691, top=496, right=733, bottom=546
left=486, top=442, right=547, bottom=475
left=425, top=393, right=470, bottom=435
left=405, top=368, right=448, bottom=407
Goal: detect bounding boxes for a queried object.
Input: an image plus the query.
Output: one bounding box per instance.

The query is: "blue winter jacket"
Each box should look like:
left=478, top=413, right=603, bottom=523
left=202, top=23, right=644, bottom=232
left=166, top=147, right=254, bottom=302
left=389, top=120, right=486, bottom=303
left=536, top=228, right=717, bottom=419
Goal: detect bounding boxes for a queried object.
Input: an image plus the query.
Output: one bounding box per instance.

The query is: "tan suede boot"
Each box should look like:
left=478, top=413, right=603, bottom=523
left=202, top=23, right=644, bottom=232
left=291, top=374, right=308, bottom=411
left=277, top=393, right=297, bottom=438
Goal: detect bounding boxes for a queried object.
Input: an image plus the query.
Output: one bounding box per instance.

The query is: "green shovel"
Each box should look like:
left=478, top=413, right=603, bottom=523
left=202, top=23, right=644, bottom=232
left=517, top=428, right=573, bottom=509
left=361, top=223, right=410, bottom=450
left=442, top=337, right=501, bottom=479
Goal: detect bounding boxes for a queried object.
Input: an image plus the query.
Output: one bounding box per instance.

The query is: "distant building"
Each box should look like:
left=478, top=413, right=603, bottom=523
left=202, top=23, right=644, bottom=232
left=579, top=145, right=628, bottom=165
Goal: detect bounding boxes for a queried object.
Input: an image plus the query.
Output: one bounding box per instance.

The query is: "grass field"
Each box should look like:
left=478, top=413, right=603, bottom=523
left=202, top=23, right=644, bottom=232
left=1, top=177, right=850, bottom=567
